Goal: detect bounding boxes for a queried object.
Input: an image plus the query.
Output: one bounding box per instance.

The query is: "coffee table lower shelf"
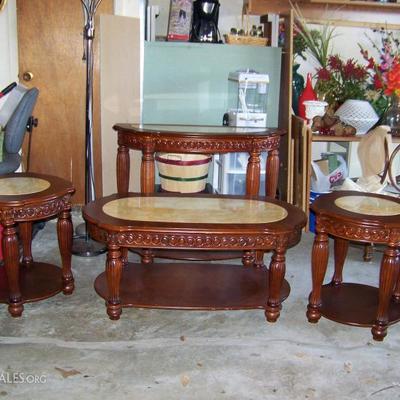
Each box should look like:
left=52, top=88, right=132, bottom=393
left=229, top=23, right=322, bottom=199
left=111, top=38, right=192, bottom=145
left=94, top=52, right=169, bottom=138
left=94, top=262, right=290, bottom=310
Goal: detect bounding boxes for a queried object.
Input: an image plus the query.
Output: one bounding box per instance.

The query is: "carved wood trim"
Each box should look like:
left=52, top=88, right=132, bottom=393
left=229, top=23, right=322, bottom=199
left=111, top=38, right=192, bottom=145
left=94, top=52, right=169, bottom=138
left=88, top=225, right=303, bottom=251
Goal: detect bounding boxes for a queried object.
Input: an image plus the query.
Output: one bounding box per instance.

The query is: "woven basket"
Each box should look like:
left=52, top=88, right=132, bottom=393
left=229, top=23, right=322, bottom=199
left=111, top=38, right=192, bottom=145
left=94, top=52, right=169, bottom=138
left=156, top=153, right=212, bottom=193
left=224, top=34, right=268, bottom=46
left=334, top=100, right=379, bottom=134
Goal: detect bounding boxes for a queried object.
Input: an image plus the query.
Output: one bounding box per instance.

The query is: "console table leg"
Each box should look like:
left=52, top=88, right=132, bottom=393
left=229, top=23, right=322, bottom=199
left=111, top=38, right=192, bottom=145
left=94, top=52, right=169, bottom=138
left=141, top=249, right=154, bottom=264
left=57, top=209, right=74, bottom=295
left=106, top=244, right=123, bottom=320
left=19, top=221, right=33, bottom=267
left=331, top=237, right=348, bottom=286
left=141, top=146, right=155, bottom=194
left=254, top=250, right=265, bottom=269
left=307, top=231, right=329, bottom=323
left=117, top=145, right=130, bottom=194
left=372, top=245, right=399, bottom=341
left=265, top=248, right=286, bottom=322
left=242, top=250, right=254, bottom=267
left=245, top=151, right=260, bottom=196
left=3, top=222, right=24, bottom=317
left=393, top=248, right=400, bottom=303
left=266, top=149, right=279, bottom=198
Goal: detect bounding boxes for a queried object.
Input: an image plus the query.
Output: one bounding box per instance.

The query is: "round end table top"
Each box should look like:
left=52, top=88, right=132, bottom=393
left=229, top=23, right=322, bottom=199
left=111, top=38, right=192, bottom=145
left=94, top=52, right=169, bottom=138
left=0, top=177, right=50, bottom=196
left=0, top=173, right=75, bottom=210
left=335, top=195, right=400, bottom=217
left=102, top=196, right=288, bottom=224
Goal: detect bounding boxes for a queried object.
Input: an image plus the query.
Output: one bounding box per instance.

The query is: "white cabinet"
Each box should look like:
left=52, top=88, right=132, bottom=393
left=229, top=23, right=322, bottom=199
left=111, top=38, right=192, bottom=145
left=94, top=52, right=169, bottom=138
left=212, top=152, right=267, bottom=195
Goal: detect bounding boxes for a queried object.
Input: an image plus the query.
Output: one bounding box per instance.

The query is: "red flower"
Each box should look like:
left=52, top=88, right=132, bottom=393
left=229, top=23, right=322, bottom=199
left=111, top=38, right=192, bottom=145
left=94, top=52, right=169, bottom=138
left=367, top=57, right=375, bottom=69
left=373, top=74, right=383, bottom=90
left=317, top=67, right=331, bottom=81
left=328, top=55, right=342, bottom=71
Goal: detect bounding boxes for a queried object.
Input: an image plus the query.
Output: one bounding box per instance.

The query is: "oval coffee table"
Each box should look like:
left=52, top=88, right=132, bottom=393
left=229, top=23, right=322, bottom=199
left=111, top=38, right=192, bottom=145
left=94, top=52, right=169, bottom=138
left=83, top=193, right=306, bottom=322
left=0, top=173, right=75, bottom=317
left=307, top=191, right=400, bottom=341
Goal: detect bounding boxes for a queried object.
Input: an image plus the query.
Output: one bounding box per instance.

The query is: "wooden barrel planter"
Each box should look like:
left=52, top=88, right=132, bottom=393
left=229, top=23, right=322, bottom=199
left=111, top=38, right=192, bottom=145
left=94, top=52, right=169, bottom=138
left=155, top=153, right=212, bottom=193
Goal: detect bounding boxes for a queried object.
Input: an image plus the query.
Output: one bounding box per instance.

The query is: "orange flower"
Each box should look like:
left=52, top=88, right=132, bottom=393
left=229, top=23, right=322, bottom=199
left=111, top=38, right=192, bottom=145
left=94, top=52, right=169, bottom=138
left=384, top=59, right=400, bottom=97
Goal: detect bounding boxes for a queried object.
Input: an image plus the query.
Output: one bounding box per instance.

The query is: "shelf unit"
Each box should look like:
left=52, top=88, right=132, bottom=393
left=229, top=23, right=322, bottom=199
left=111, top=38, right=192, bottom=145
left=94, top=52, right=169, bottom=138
left=244, top=0, right=400, bottom=29
left=292, top=116, right=400, bottom=230
left=212, top=153, right=268, bottom=195
left=242, top=0, right=400, bottom=205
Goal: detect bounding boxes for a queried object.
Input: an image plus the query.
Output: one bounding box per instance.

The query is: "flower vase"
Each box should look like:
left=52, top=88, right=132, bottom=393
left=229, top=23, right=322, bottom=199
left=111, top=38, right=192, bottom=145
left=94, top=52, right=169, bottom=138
left=385, top=95, right=400, bottom=137
left=298, top=73, right=317, bottom=119
left=292, top=64, right=304, bottom=115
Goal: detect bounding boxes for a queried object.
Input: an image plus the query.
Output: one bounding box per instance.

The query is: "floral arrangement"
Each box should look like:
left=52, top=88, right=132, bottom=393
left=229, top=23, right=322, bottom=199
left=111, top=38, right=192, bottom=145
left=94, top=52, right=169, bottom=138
left=314, top=55, right=369, bottom=108
left=360, top=29, right=400, bottom=99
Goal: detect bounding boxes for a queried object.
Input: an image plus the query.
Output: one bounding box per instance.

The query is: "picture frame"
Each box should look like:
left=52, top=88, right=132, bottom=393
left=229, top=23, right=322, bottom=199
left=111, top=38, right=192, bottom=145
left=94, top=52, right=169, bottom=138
left=167, top=0, right=193, bottom=42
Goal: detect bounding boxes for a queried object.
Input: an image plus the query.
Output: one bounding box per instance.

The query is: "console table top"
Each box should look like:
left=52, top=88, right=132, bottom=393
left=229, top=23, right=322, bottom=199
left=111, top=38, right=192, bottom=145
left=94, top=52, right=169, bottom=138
left=113, top=123, right=285, bottom=137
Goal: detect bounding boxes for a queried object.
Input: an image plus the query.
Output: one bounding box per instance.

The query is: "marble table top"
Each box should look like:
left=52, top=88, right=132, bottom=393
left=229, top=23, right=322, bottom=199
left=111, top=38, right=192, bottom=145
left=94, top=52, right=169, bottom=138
left=0, top=177, right=50, bottom=196
left=335, top=195, right=400, bottom=216
left=103, top=197, right=288, bottom=224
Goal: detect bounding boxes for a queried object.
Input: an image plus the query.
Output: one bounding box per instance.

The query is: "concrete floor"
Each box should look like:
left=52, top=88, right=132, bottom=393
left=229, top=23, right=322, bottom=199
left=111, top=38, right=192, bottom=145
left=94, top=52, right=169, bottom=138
left=0, top=214, right=399, bottom=400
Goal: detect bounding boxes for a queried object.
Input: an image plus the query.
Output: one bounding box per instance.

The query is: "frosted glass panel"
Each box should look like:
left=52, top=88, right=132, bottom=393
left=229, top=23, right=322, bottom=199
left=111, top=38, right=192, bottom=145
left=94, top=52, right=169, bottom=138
left=143, top=42, right=281, bottom=127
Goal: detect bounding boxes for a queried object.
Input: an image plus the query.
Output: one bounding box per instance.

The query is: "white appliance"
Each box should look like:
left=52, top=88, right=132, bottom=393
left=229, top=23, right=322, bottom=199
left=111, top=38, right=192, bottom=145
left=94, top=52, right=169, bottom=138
left=227, top=70, right=269, bottom=128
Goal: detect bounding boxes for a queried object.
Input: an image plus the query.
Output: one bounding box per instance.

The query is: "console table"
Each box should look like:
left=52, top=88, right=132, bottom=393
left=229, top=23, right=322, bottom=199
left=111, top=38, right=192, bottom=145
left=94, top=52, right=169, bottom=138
left=113, top=124, right=285, bottom=197
left=83, top=193, right=306, bottom=321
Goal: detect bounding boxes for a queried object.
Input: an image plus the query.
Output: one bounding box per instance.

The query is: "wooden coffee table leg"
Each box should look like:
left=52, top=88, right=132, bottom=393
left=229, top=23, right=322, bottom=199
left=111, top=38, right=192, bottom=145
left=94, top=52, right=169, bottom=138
left=265, top=247, right=286, bottom=322
left=3, top=222, right=24, bottom=317
left=57, top=209, right=74, bottom=295
left=106, top=244, right=123, bottom=320
left=372, top=245, right=399, bottom=341
left=307, top=231, right=329, bottom=323
left=19, top=221, right=33, bottom=267
left=331, top=237, right=349, bottom=286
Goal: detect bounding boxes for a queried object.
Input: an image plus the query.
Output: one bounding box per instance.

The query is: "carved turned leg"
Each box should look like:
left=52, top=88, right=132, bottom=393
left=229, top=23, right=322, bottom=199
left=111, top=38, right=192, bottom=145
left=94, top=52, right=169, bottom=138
left=106, top=244, right=123, bottom=320
left=19, top=221, right=33, bottom=267
left=57, top=209, right=74, bottom=295
left=266, top=149, right=279, bottom=198
left=392, top=248, right=400, bottom=303
left=242, top=250, right=254, bottom=267
left=141, top=249, right=154, bottom=265
left=117, top=145, right=130, bottom=194
left=254, top=250, right=265, bottom=269
left=307, top=231, right=329, bottom=323
left=265, top=247, right=286, bottom=322
left=371, top=245, right=399, bottom=341
left=245, top=151, right=261, bottom=196
left=363, top=243, right=374, bottom=262
left=141, top=146, right=156, bottom=194
left=331, top=237, right=349, bottom=286
left=3, top=222, right=23, bottom=317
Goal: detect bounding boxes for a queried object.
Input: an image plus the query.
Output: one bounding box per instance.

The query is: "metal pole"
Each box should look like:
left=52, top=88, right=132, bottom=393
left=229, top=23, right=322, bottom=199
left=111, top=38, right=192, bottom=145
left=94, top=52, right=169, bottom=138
left=72, top=0, right=106, bottom=257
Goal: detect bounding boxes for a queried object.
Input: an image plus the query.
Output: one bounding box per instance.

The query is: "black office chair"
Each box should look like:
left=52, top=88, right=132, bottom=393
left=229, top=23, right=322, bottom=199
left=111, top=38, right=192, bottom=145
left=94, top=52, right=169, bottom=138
left=0, top=87, right=39, bottom=174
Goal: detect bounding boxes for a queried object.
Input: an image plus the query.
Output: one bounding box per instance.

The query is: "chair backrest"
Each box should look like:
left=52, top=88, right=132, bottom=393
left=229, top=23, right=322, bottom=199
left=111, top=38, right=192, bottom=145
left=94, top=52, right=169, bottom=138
left=4, top=87, right=39, bottom=154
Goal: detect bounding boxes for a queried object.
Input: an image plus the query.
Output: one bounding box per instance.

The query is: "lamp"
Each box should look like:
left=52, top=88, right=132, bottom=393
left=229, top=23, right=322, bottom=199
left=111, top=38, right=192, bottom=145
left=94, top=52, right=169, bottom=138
left=71, top=0, right=106, bottom=257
